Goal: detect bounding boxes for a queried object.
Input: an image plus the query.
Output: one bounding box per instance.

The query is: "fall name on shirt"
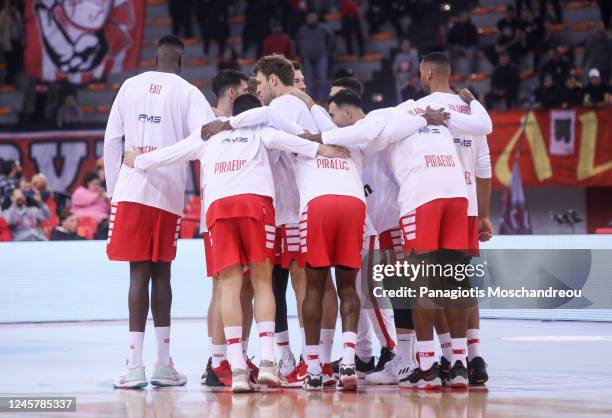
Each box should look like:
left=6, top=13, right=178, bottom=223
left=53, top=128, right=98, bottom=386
left=405, top=103, right=471, bottom=116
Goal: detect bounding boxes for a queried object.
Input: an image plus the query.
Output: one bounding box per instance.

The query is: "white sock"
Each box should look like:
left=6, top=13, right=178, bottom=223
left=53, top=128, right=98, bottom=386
left=154, top=326, right=171, bottom=366
left=257, top=321, right=276, bottom=363
left=128, top=331, right=144, bottom=368
left=467, top=329, right=480, bottom=361
left=304, top=344, right=321, bottom=374
left=242, top=338, right=249, bottom=359
left=451, top=337, right=468, bottom=367
left=300, top=327, right=306, bottom=355
left=342, top=331, right=357, bottom=365
left=416, top=340, right=436, bottom=371
left=275, top=330, right=292, bottom=357
left=397, top=332, right=416, bottom=364
left=438, top=332, right=452, bottom=362
left=211, top=344, right=226, bottom=368
left=319, top=329, right=335, bottom=365
left=207, top=336, right=212, bottom=349
left=224, top=326, right=246, bottom=370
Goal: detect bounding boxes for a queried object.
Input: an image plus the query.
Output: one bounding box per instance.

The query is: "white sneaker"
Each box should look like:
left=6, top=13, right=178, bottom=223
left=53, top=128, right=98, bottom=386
left=278, top=351, right=296, bottom=377
left=365, top=355, right=415, bottom=385
left=258, top=360, right=279, bottom=388
left=232, top=369, right=253, bottom=393
left=150, top=358, right=187, bottom=387
left=113, top=363, right=148, bottom=389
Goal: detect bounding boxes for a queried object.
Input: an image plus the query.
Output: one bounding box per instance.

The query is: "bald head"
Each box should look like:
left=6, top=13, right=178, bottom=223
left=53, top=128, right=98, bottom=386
left=156, top=35, right=184, bottom=74
left=419, top=52, right=451, bottom=93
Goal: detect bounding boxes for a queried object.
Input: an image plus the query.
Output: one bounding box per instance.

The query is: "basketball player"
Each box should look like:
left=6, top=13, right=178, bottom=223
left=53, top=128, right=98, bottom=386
left=104, top=35, right=215, bottom=389
left=124, top=93, right=348, bottom=392
left=292, top=61, right=307, bottom=92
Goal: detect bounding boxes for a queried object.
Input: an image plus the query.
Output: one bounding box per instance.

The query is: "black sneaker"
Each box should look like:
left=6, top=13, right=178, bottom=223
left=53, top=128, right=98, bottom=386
left=338, top=364, right=358, bottom=391
left=331, top=358, right=341, bottom=375
left=439, top=356, right=451, bottom=386
left=449, top=360, right=469, bottom=388
left=303, top=373, right=323, bottom=390
left=399, top=362, right=441, bottom=390
left=468, top=356, right=489, bottom=385
left=200, top=357, right=212, bottom=384
left=356, top=355, right=376, bottom=379
left=372, top=347, right=395, bottom=373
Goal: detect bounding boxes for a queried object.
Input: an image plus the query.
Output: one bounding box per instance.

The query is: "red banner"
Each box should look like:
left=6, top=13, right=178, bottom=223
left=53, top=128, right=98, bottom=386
left=0, top=107, right=610, bottom=192
left=24, top=0, right=145, bottom=83
left=489, top=107, right=612, bottom=189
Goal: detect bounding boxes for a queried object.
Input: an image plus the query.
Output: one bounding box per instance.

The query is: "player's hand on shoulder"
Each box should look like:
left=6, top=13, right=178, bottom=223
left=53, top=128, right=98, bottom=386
left=299, top=130, right=323, bottom=143
left=478, top=217, right=493, bottom=242
left=317, top=144, right=350, bottom=159
left=422, top=106, right=450, bottom=126
left=201, top=120, right=232, bottom=140
left=456, top=88, right=475, bottom=104
left=123, top=147, right=142, bottom=168
left=288, top=87, right=315, bottom=109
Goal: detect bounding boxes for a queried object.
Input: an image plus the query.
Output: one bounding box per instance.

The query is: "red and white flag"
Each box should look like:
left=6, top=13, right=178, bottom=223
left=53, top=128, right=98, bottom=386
left=24, top=0, right=145, bottom=84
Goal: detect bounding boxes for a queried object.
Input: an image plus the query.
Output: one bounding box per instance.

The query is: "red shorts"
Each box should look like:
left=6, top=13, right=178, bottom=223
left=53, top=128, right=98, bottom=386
left=202, top=231, right=215, bottom=277
left=207, top=195, right=276, bottom=275
left=280, top=223, right=305, bottom=268
left=467, top=216, right=480, bottom=257
left=300, top=195, right=366, bottom=269
left=107, top=202, right=181, bottom=262
left=378, top=227, right=404, bottom=259
left=399, top=197, right=468, bottom=254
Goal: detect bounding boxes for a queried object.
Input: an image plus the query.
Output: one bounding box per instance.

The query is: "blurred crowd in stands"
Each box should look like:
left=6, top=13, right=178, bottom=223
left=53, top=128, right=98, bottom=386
left=0, top=158, right=110, bottom=242
left=0, top=0, right=610, bottom=124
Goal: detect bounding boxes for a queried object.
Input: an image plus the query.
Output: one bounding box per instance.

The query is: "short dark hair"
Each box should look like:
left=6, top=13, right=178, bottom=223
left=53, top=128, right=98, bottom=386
left=422, top=52, right=450, bottom=67
left=328, top=89, right=362, bottom=109
left=332, top=77, right=364, bottom=97
left=158, top=35, right=184, bottom=49
left=83, top=171, right=100, bottom=187
left=59, top=210, right=75, bottom=223
left=212, top=70, right=249, bottom=98
left=291, top=60, right=301, bottom=71
left=232, top=94, right=262, bottom=116
left=253, top=54, right=295, bottom=86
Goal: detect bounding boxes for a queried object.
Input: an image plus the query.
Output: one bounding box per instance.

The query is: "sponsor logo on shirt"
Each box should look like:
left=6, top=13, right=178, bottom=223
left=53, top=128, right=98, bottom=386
left=454, top=138, right=472, bottom=147
left=448, top=104, right=471, bottom=114
left=138, top=114, right=162, bottom=124
left=214, top=159, right=247, bottom=174
left=316, top=158, right=350, bottom=171
left=221, top=137, right=249, bottom=144
left=149, top=84, right=162, bottom=95
left=418, top=127, right=441, bottom=134
left=424, top=154, right=456, bottom=168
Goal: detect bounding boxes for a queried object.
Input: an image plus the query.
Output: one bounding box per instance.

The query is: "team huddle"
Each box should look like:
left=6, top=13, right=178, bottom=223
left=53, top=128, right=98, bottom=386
left=104, top=35, right=493, bottom=393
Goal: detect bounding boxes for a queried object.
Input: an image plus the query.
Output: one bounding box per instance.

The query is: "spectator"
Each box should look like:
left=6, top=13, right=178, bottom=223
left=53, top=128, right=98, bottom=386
left=518, top=8, right=547, bottom=69
left=340, top=0, right=365, bottom=57
left=515, top=0, right=562, bottom=24
left=401, top=74, right=426, bottom=101
left=262, top=19, right=295, bottom=59
left=496, top=5, right=523, bottom=62
left=367, top=0, right=406, bottom=37
left=582, top=22, right=612, bottom=83
left=30, top=173, right=52, bottom=204
left=217, top=47, right=241, bottom=71
left=287, top=0, right=307, bottom=36
left=296, top=12, right=334, bottom=101
left=446, top=12, right=480, bottom=74
left=434, top=23, right=448, bottom=51
left=0, top=0, right=24, bottom=85
left=560, top=72, right=584, bottom=108
left=392, top=39, right=419, bottom=103
left=56, top=95, right=82, bottom=128
left=598, top=0, right=611, bottom=29
left=485, top=52, right=521, bottom=109
left=0, top=214, right=10, bottom=241
left=540, top=47, right=570, bottom=86
left=71, top=172, right=110, bottom=224
left=3, top=188, right=50, bottom=241
left=195, top=0, right=230, bottom=57
left=534, top=74, right=563, bottom=108
left=96, top=158, right=106, bottom=188
left=242, top=0, right=271, bottom=57
left=0, top=159, right=21, bottom=210
left=168, top=0, right=193, bottom=38
left=50, top=211, right=84, bottom=241
left=584, top=68, right=611, bottom=107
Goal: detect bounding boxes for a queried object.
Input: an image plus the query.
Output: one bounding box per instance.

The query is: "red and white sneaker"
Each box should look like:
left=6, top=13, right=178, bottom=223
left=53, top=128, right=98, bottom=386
left=204, top=360, right=232, bottom=387
left=246, top=357, right=259, bottom=385
left=321, top=363, right=336, bottom=387
left=280, top=357, right=308, bottom=387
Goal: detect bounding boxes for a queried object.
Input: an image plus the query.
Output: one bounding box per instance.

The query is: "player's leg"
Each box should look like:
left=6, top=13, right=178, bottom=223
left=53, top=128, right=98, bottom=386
left=319, top=272, right=338, bottom=385
left=335, top=265, right=361, bottom=390
left=467, top=303, right=488, bottom=384
left=302, top=265, right=328, bottom=390
left=353, top=243, right=376, bottom=380
left=272, top=264, right=295, bottom=376
left=434, top=309, right=452, bottom=386
left=240, top=274, right=258, bottom=383
left=203, top=278, right=232, bottom=387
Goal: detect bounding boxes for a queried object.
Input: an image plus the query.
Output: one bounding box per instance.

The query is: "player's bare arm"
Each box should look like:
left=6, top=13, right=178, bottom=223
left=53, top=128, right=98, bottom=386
left=299, top=132, right=323, bottom=143
left=201, top=119, right=232, bottom=140
left=122, top=147, right=143, bottom=168
left=317, top=144, right=351, bottom=159
left=421, top=106, right=450, bottom=126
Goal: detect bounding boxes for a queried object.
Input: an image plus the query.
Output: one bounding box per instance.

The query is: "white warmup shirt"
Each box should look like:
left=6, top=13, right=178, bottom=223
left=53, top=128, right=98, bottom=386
left=134, top=107, right=312, bottom=232
left=104, top=71, right=215, bottom=215
left=412, top=92, right=492, bottom=216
